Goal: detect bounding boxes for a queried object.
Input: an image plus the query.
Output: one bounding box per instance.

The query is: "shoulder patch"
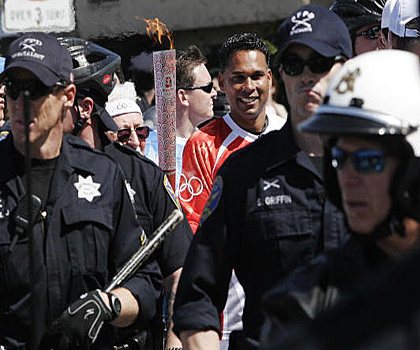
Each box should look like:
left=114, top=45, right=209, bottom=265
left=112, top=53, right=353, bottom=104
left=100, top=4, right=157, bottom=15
left=199, top=175, right=223, bottom=226
left=0, top=130, right=10, bottom=142
left=164, top=174, right=181, bottom=210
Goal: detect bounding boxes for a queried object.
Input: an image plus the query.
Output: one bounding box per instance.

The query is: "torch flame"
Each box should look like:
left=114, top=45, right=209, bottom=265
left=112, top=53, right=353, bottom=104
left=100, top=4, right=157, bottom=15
left=143, top=18, right=174, bottom=50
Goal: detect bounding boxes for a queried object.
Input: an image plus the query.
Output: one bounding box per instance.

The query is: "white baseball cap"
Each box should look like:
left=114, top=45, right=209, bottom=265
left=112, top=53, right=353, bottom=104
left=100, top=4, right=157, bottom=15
left=105, top=99, right=143, bottom=118
left=381, top=0, right=398, bottom=29
left=388, top=0, right=419, bottom=37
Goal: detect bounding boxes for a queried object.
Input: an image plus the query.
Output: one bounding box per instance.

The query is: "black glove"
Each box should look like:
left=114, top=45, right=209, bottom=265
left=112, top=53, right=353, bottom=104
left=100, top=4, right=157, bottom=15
left=40, top=289, right=113, bottom=350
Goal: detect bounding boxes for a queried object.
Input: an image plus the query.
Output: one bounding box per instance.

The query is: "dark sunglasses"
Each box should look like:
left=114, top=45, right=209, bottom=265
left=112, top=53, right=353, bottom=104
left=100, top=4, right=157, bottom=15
left=355, top=25, right=380, bottom=40
left=179, top=81, right=214, bottom=93
left=4, top=78, right=66, bottom=101
left=331, top=146, right=387, bottom=173
left=281, top=55, right=344, bottom=76
left=117, top=126, right=150, bottom=143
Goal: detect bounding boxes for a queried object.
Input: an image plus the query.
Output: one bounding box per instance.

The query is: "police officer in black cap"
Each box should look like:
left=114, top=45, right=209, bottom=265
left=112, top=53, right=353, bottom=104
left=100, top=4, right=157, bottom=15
left=0, top=32, right=162, bottom=350
left=173, top=6, right=351, bottom=349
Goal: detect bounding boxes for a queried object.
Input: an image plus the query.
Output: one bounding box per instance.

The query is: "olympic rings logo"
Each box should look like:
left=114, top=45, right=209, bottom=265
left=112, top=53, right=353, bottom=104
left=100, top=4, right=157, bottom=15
left=178, top=173, right=204, bottom=202
left=117, top=102, right=129, bottom=110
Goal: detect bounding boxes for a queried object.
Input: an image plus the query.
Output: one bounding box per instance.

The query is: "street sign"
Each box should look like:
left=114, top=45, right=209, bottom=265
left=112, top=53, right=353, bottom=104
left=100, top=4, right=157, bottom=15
left=2, top=0, right=75, bottom=34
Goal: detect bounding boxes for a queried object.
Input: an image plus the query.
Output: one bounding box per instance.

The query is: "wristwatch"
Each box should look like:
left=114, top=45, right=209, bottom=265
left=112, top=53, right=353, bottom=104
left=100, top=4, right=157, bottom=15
left=107, top=292, right=122, bottom=321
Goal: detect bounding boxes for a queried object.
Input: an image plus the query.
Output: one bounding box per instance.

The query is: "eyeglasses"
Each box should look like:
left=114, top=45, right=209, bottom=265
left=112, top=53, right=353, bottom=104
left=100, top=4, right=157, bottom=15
left=4, top=78, right=66, bottom=101
left=355, top=25, right=380, bottom=40
left=331, top=146, right=387, bottom=173
left=179, top=81, right=214, bottom=93
left=281, top=55, right=345, bottom=76
left=117, top=126, right=150, bottom=143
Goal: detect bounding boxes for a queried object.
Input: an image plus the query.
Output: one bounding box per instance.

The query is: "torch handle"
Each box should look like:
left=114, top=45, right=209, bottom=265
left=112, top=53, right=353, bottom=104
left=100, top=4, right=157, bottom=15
left=104, top=209, right=184, bottom=293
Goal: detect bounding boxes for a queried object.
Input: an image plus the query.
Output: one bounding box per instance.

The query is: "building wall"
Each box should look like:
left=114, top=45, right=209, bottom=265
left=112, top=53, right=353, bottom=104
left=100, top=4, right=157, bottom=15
left=75, top=0, right=333, bottom=39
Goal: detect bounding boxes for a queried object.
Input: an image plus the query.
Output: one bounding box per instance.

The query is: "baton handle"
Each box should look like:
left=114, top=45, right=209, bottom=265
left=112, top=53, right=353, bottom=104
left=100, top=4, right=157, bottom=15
left=105, top=209, right=183, bottom=293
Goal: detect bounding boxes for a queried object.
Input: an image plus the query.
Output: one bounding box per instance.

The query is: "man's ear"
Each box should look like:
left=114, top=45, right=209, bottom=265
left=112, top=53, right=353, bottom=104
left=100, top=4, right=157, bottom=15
left=78, top=97, right=95, bottom=119
left=267, top=68, right=273, bottom=86
left=63, top=84, right=76, bottom=108
left=218, top=72, right=225, bottom=93
left=176, top=88, right=189, bottom=107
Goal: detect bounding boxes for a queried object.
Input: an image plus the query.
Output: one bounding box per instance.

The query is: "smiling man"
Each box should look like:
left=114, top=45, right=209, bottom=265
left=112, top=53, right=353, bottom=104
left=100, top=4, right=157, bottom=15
left=174, top=10, right=351, bottom=349
left=179, top=33, right=285, bottom=233
left=176, top=33, right=286, bottom=349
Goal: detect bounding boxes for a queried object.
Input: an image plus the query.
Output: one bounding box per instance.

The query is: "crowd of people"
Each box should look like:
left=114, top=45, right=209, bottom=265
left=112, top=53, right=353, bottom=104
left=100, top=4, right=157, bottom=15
left=0, top=0, right=420, bottom=349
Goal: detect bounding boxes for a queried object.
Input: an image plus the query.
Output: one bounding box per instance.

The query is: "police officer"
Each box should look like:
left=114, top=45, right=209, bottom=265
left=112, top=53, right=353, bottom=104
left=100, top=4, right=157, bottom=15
left=60, top=37, right=193, bottom=350
left=330, top=0, right=385, bottom=55
left=173, top=6, right=351, bottom=349
left=0, top=32, right=162, bottom=350
left=260, top=50, right=420, bottom=349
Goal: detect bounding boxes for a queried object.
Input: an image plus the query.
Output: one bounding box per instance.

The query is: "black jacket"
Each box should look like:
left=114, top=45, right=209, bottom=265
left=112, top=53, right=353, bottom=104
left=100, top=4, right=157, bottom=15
left=260, top=235, right=392, bottom=349
left=0, top=134, right=162, bottom=349
left=260, top=239, right=420, bottom=350
left=173, top=125, right=348, bottom=345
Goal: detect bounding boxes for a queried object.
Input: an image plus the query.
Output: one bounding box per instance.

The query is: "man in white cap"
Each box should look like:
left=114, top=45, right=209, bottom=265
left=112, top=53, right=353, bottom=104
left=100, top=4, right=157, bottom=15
left=388, top=0, right=420, bottom=54
left=105, top=82, right=150, bottom=155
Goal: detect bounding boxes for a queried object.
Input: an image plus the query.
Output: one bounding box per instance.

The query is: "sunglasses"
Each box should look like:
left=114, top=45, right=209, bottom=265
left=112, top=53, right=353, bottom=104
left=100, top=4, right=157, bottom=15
left=117, top=126, right=150, bottom=143
left=281, top=54, right=344, bottom=76
left=180, top=81, right=214, bottom=93
left=355, top=25, right=380, bottom=40
left=4, top=78, right=66, bottom=101
left=331, top=146, right=387, bottom=173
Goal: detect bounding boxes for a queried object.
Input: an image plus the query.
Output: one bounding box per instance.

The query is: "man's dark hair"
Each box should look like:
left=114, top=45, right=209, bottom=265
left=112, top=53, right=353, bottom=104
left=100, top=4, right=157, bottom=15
left=176, top=45, right=207, bottom=89
left=219, top=33, right=270, bottom=72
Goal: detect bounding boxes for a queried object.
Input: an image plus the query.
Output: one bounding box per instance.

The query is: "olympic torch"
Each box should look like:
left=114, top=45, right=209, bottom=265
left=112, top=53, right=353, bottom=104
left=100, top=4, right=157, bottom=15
left=144, top=18, right=177, bottom=191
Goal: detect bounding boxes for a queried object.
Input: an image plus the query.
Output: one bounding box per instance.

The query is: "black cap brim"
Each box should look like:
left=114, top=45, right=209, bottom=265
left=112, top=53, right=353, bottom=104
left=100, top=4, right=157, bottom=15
left=4, top=60, right=63, bottom=86
left=98, top=108, right=118, bottom=132
left=274, top=38, right=345, bottom=66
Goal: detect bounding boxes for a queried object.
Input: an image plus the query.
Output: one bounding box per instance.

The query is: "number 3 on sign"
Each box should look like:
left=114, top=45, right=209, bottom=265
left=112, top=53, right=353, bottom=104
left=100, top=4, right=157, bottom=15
left=35, top=7, right=42, bottom=25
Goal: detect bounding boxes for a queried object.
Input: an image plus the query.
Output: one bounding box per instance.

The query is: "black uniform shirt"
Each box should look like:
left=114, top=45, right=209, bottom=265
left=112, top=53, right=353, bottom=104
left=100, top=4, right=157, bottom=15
left=173, top=125, right=349, bottom=343
left=0, top=134, right=162, bottom=349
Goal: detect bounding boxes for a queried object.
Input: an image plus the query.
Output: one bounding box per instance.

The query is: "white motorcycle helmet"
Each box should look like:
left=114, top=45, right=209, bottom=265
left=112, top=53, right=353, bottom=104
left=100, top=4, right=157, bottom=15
left=300, top=49, right=420, bottom=233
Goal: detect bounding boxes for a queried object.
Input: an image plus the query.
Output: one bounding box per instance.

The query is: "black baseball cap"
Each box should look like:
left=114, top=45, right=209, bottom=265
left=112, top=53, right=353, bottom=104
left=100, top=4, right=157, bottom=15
left=275, top=5, right=352, bottom=64
left=4, top=32, right=73, bottom=86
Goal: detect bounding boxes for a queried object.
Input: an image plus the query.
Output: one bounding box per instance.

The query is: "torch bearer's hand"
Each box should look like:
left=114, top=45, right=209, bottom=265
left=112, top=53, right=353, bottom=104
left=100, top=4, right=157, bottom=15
left=39, top=290, right=113, bottom=350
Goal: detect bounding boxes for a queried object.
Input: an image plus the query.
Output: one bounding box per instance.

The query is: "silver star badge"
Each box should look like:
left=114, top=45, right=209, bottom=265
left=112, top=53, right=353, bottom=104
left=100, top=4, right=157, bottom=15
left=74, top=175, right=101, bottom=202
